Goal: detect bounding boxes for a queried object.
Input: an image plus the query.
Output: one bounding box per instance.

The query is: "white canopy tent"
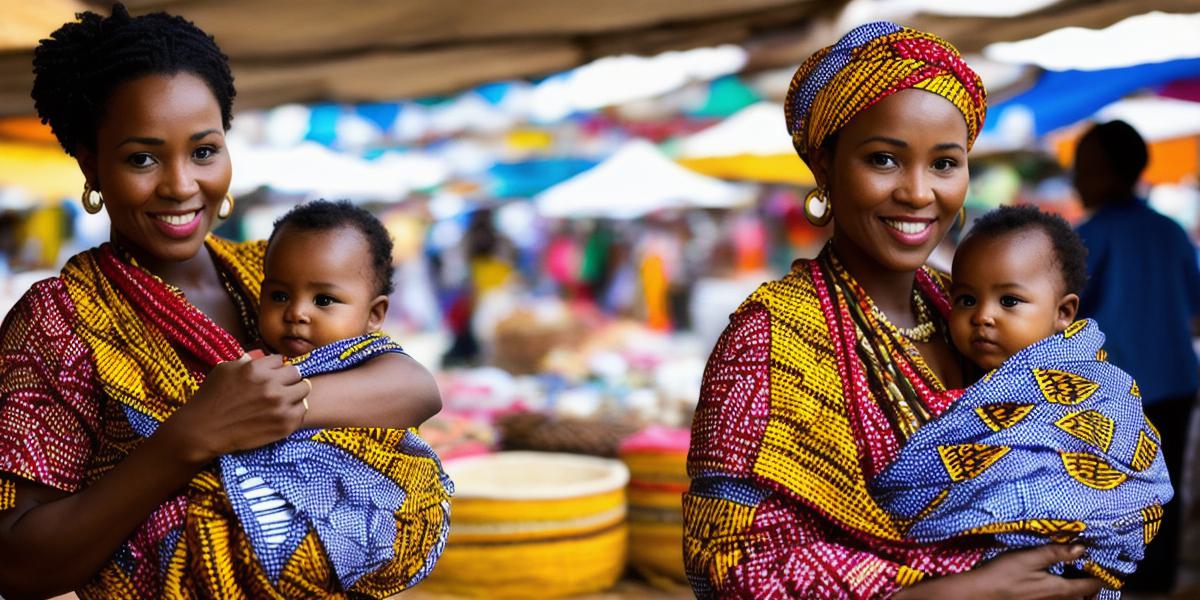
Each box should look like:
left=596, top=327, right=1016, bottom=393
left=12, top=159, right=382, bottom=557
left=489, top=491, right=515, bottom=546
left=677, top=101, right=793, bottom=158
left=535, top=139, right=753, bottom=218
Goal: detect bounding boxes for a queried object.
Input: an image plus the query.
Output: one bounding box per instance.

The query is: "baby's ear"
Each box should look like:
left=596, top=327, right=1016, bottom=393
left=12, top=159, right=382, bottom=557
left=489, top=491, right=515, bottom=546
left=1056, top=293, right=1080, bottom=332
left=367, top=295, right=389, bottom=333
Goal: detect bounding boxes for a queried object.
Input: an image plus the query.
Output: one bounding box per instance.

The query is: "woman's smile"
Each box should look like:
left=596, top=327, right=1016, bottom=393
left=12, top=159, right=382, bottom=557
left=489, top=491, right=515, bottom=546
left=148, top=208, right=205, bottom=239
left=879, top=216, right=936, bottom=246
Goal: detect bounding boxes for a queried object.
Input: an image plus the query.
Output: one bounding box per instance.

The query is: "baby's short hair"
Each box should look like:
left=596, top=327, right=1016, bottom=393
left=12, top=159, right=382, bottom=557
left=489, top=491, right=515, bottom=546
left=962, top=205, right=1088, bottom=295
left=268, top=200, right=395, bottom=296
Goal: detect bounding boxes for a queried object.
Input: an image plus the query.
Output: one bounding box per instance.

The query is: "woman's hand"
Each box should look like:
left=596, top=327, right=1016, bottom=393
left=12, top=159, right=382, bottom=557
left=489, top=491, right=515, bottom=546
left=158, top=353, right=309, bottom=465
left=894, top=545, right=1102, bottom=600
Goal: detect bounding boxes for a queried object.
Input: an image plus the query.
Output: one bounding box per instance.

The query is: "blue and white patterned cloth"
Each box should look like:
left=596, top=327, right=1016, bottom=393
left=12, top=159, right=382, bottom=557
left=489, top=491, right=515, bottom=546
left=217, top=333, right=453, bottom=589
left=872, top=319, right=1173, bottom=596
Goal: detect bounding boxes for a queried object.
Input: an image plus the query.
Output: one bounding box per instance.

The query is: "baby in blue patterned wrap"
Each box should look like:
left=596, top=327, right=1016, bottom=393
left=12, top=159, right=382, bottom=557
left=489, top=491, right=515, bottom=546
left=228, top=200, right=452, bottom=591
left=872, top=206, right=1172, bottom=597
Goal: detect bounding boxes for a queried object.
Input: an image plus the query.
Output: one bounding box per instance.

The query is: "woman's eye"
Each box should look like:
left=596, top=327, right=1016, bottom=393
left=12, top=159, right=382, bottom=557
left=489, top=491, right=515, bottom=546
left=314, top=295, right=335, bottom=307
left=932, top=158, right=958, bottom=171
left=269, top=291, right=287, bottom=303
left=1000, top=295, right=1022, bottom=308
left=127, top=153, right=156, bottom=168
left=193, top=146, right=217, bottom=161
left=869, top=153, right=897, bottom=168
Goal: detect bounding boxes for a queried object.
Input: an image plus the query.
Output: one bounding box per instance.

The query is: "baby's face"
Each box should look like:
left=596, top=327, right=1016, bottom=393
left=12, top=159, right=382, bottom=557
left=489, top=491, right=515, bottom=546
left=259, top=224, right=387, bottom=357
left=949, top=229, right=1075, bottom=371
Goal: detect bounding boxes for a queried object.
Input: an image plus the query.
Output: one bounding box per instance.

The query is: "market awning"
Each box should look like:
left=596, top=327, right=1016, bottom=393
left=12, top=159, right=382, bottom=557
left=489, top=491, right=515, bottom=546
left=675, top=101, right=814, bottom=185
left=2, top=0, right=1187, bottom=117
left=535, top=139, right=752, bottom=218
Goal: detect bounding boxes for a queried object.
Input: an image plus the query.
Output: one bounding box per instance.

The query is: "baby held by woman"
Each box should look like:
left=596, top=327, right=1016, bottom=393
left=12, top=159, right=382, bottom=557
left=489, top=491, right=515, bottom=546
left=220, top=200, right=452, bottom=593
left=874, top=205, right=1173, bottom=597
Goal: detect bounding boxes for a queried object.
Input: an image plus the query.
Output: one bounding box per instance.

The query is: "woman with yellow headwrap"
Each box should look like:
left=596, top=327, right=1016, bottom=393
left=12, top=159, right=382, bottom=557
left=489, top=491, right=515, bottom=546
left=684, top=22, right=1103, bottom=598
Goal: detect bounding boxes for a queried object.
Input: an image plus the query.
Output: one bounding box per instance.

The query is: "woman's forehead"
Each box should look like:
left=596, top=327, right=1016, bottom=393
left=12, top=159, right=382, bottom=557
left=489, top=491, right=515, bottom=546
left=99, top=73, right=222, bottom=135
left=840, top=89, right=969, bottom=145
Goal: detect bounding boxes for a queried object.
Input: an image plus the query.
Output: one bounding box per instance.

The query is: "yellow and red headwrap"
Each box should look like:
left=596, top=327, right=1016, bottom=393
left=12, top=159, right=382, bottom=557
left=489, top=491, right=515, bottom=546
left=785, top=22, right=987, bottom=166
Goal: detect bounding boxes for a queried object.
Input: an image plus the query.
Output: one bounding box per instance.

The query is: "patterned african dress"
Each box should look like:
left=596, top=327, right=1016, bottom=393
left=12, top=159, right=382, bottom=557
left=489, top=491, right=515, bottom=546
left=684, top=246, right=986, bottom=599
left=873, top=319, right=1172, bottom=598
left=0, top=236, right=451, bottom=598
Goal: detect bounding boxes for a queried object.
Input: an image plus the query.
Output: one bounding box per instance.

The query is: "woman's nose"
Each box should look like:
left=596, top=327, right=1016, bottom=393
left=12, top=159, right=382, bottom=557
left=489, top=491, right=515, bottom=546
left=156, top=159, right=200, bottom=201
left=895, top=170, right=935, bottom=208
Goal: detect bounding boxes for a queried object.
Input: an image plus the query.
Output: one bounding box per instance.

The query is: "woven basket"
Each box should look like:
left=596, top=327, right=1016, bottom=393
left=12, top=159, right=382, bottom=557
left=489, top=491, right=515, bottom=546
left=423, top=451, right=630, bottom=598
left=497, top=410, right=640, bottom=458
left=618, top=427, right=691, bottom=587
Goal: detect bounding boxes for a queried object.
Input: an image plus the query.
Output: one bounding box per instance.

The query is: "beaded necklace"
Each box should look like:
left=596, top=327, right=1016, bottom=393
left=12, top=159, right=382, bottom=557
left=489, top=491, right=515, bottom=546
left=870, top=287, right=936, bottom=343
left=819, top=246, right=946, bottom=439
left=112, top=241, right=261, bottom=347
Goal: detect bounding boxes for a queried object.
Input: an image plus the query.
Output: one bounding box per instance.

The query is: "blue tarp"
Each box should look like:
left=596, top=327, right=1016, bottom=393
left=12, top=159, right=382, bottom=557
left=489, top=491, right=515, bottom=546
left=984, top=58, right=1200, bottom=136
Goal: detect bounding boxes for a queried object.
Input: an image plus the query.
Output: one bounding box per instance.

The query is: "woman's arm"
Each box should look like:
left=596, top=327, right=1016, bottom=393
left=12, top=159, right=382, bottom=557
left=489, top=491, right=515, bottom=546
left=299, top=352, right=442, bottom=430
left=0, top=435, right=204, bottom=598
left=893, top=546, right=1102, bottom=600
left=0, top=310, right=309, bottom=600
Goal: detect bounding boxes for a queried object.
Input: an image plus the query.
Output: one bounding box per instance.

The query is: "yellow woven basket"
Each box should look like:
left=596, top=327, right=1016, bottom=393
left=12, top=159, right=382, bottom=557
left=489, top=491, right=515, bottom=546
left=618, top=427, right=690, bottom=588
left=423, top=451, right=630, bottom=598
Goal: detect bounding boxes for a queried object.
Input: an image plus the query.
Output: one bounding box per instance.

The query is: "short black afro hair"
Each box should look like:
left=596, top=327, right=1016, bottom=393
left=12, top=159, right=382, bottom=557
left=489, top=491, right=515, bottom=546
left=32, top=3, right=235, bottom=157
left=962, top=205, right=1088, bottom=295
left=268, top=200, right=396, bottom=296
left=1080, top=120, right=1148, bottom=186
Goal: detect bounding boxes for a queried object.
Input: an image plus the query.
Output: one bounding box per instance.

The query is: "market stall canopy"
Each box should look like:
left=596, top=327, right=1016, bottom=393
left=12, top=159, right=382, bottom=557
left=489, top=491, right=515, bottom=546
left=977, top=57, right=1200, bottom=151
left=535, top=139, right=752, bottom=218
left=676, top=101, right=814, bottom=185
left=3, top=0, right=1197, bottom=117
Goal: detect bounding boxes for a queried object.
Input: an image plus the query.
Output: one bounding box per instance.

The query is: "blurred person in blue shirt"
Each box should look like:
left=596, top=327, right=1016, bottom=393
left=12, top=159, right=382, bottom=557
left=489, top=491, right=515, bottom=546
left=1074, top=119, right=1200, bottom=594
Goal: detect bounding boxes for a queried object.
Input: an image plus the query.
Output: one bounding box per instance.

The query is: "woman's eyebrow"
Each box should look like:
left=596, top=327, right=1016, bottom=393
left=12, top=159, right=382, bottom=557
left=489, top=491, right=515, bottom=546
left=856, top=135, right=906, bottom=148
left=116, top=136, right=163, bottom=148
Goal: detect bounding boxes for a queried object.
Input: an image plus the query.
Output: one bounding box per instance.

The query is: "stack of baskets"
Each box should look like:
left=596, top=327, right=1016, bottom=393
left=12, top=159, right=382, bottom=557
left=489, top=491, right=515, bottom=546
left=617, top=426, right=691, bottom=587
left=424, top=451, right=630, bottom=598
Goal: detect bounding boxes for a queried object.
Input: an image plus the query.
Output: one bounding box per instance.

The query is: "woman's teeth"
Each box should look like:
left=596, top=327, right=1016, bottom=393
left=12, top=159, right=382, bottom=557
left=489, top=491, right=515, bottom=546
left=155, top=211, right=199, bottom=226
left=882, top=219, right=930, bottom=234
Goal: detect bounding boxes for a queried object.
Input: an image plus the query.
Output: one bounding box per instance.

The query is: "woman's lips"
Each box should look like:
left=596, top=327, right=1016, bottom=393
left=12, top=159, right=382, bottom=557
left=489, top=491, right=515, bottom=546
left=149, top=209, right=204, bottom=239
left=879, top=217, right=935, bottom=246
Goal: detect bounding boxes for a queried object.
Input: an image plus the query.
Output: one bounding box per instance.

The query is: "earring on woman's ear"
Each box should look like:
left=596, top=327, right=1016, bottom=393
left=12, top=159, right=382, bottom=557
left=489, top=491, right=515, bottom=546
left=956, top=206, right=966, bottom=228
left=804, top=187, right=832, bottom=227
left=81, top=182, right=104, bottom=214
left=218, top=193, right=235, bottom=219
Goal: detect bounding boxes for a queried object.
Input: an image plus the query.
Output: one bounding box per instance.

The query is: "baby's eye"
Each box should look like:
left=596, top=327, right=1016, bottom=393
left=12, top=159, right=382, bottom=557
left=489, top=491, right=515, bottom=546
left=314, top=295, right=336, bottom=307
left=269, top=291, right=288, bottom=303
left=1000, top=295, right=1023, bottom=308
left=953, top=294, right=976, bottom=308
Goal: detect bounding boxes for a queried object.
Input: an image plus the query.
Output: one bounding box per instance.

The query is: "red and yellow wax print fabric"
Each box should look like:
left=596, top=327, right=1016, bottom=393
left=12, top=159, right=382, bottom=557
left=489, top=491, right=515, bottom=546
left=0, top=236, right=448, bottom=598
left=684, top=253, right=984, bottom=599
left=784, top=21, right=987, bottom=166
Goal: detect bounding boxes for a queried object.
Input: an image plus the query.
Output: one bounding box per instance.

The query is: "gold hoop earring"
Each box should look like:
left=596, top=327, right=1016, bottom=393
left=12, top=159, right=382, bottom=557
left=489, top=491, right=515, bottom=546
left=804, top=187, right=832, bottom=227
left=81, top=182, right=104, bottom=214
left=956, top=206, right=966, bottom=228
left=218, top=193, right=235, bottom=219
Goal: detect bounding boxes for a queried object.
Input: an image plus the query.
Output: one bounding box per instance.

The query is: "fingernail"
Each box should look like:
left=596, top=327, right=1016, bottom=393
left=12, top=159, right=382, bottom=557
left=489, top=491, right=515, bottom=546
left=1070, top=545, right=1084, bottom=556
